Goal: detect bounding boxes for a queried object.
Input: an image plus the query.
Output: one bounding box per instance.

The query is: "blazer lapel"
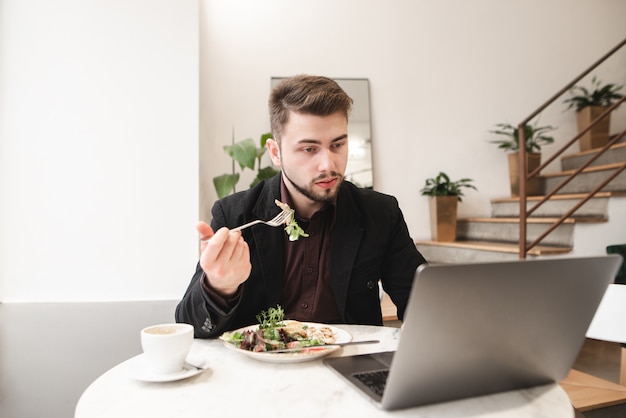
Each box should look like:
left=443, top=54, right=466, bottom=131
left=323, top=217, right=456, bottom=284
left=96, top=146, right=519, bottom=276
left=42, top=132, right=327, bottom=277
left=330, top=185, right=363, bottom=318
left=250, top=176, right=284, bottom=306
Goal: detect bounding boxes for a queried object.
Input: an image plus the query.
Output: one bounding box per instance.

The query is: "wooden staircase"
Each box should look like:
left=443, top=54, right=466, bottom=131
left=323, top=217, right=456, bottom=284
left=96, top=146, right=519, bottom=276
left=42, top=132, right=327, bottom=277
left=416, top=137, right=626, bottom=263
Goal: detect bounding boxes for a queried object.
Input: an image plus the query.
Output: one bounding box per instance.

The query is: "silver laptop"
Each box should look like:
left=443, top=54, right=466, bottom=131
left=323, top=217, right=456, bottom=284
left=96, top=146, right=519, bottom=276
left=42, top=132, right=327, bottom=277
left=324, top=255, right=622, bottom=411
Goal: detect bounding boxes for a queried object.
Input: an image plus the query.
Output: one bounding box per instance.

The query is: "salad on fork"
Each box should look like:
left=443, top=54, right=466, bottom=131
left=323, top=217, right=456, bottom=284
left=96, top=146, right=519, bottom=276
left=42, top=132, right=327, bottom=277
left=274, top=200, right=309, bottom=241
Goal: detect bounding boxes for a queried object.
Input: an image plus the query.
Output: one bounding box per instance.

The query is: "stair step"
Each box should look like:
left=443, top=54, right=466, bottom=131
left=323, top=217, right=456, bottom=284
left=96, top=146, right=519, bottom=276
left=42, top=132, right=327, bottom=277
left=415, top=240, right=571, bottom=264
left=490, top=192, right=622, bottom=218
left=543, top=162, right=626, bottom=195
left=492, top=192, right=626, bottom=202
left=416, top=240, right=572, bottom=255
left=461, top=217, right=605, bottom=224
left=561, top=137, right=626, bottom=171
left=456, top=217, right=589, bottom=247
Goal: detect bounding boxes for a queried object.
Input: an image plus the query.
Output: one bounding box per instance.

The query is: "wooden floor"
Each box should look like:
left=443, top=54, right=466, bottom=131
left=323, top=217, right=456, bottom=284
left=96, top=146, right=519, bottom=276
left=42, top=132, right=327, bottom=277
left=0, top=301, right=623, bottom=418
left=575, top=339, right=622, bottom=383
left=563, top=339, right=626, bottom=418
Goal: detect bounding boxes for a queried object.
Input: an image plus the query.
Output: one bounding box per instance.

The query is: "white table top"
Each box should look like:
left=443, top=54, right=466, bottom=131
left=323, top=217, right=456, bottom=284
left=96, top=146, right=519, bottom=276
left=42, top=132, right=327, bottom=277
left=586, top=284, right=626, bottom=343
left=75, top=324, right=574, bottom=418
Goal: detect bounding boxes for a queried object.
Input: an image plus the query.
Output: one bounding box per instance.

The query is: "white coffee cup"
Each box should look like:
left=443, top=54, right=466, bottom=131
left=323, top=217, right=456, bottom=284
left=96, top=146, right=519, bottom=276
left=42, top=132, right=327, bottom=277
left=140, top=323, right=194, bottom=374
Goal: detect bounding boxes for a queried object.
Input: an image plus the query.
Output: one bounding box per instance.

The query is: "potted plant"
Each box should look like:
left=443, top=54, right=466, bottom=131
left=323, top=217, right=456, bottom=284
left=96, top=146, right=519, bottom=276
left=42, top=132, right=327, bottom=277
left=213, top=132, right=279, bottom=198
left=563, top=76, right=623, bottom=151
left=489, top=122, right=556, bottom=197
left=420, top=172, right=477, bottom=242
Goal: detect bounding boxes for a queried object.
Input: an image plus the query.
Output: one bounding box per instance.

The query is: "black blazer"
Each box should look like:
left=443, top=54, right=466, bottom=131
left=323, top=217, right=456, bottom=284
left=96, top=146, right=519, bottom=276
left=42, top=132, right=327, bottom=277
left=176, top=175, right=426, bottom=338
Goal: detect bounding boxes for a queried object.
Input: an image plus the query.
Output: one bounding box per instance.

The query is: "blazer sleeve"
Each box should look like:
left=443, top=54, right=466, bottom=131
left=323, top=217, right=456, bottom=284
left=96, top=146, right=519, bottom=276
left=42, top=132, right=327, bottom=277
left=379, top=197, right=427, bottom=321
left=174, top=200, right=242, bottom=338
left=175, top=263, right=242, bottom=338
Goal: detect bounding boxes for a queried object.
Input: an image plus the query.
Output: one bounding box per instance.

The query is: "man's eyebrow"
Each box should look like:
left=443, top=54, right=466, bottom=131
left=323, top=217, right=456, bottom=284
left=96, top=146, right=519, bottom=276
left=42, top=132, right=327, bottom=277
left=297, top=134, right=348, bottom=145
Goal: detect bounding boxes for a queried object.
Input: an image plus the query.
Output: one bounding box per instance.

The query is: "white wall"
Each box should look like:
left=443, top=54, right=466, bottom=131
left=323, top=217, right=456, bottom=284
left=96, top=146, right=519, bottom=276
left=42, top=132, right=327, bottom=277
left=0, top=0, right=199, bottom=302
left=2, top=0, right=625, bottom=303
left=199, top=0, right=626, bottom=246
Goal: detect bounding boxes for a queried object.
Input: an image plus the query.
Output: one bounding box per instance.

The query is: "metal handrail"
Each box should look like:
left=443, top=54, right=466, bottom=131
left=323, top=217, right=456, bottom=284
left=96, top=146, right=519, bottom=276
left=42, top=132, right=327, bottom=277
left=518, top=37, right=626, bottom=259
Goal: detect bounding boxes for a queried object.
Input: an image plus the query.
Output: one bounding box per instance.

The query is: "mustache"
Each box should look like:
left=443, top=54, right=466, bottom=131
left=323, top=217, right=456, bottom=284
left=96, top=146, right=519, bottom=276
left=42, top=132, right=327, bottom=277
left=313, top=172, right=343, bottom=182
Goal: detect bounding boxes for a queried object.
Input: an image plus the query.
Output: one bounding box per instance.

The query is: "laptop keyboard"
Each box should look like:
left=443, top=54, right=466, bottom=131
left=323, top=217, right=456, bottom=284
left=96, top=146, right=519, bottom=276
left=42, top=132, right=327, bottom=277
left=352, top=369, right=389, bottom=396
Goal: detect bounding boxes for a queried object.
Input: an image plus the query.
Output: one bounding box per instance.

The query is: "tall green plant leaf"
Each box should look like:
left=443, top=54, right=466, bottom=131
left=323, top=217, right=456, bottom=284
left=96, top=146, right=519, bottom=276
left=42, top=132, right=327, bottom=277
left=251, top=166, right=280, bottom=188
left=254, top=133, right=273, bottom=160
left=260, top=132, right=273, bottom=147
left=213, top=173, right=240, bottom=199
left=224, top=138, right=256, bottom=171
left=213, top=132, right=277, bottom=198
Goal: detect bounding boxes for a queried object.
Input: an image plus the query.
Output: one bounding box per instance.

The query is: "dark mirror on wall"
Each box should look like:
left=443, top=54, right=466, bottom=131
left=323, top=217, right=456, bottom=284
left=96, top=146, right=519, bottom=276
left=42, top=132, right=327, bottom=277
left=271, top=77, right=373, bottom=189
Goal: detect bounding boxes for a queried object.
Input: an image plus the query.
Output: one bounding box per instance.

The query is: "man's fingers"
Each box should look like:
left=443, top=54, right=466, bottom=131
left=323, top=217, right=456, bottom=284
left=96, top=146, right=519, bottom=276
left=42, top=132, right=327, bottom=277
left=200, top=227, right=229, bottom=262
left=200, top=227, right=245, bottom=264
left=196, top=221, right=214, bottom=241
left=231, top=235, right=248, bottom=261
left=216, top=230, right=243, bottom=261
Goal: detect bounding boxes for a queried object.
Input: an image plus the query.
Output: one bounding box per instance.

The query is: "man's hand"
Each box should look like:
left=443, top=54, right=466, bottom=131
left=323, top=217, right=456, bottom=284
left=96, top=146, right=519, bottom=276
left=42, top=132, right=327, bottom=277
left=196, top=221, right=251, bottom=296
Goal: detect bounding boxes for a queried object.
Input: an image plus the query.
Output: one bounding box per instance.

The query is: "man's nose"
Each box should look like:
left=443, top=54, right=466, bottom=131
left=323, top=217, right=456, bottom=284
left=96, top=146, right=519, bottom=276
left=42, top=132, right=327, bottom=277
left=316, top=148, right=335, bottom=171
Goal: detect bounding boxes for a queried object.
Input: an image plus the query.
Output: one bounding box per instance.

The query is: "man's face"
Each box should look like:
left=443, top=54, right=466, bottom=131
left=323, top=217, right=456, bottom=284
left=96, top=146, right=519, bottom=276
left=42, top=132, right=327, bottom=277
left=268, top=111, right=348, bottom=209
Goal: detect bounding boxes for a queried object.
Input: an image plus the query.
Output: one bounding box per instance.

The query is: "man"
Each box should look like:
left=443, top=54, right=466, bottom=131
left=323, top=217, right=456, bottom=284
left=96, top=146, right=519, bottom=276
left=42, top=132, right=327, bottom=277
left=176, top=75, right=426, bottom=338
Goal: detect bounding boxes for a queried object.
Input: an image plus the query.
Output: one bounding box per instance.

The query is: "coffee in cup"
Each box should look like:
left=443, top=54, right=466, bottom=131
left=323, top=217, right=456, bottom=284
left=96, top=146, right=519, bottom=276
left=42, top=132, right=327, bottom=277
left=140, top=323, right=194, bottom=374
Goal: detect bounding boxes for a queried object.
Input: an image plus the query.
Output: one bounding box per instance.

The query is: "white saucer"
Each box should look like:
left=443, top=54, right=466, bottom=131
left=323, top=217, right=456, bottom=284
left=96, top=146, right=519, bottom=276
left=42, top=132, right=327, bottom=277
left=126, top=354, right=204, bottom=382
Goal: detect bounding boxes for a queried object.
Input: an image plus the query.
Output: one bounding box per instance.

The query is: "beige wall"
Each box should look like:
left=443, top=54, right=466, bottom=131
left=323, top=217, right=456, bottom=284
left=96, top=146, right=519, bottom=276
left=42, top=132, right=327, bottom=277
left=199, top=0, right=626, bottom=246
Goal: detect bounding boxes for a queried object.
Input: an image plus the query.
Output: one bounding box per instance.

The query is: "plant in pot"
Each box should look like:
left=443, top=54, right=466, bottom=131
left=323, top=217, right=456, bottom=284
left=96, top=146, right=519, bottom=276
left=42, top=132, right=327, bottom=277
left=420, top=172, right=477, bottom=242
left=563, top=76, right=623, bottom=151
left=489, top=122, right=556, bottom=197
left=213, top=132, right=279, bottom=198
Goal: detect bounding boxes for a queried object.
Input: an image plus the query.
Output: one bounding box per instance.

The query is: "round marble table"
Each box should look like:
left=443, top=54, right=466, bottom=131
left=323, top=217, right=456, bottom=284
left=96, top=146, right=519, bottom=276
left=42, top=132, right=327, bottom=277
left=75, top=325, right=574, bottom=417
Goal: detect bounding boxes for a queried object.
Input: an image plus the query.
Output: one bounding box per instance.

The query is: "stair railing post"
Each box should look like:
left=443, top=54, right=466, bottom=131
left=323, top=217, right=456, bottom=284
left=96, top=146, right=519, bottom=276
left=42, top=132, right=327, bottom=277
left=518, top=123, right=527, bottom=259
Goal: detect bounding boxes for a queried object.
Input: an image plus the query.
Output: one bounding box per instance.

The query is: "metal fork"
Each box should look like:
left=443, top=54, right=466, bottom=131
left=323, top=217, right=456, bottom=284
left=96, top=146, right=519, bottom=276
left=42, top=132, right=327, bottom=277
left=201, top=210, right=293, bottom=241
left=231, top=209, right=293, bottom=232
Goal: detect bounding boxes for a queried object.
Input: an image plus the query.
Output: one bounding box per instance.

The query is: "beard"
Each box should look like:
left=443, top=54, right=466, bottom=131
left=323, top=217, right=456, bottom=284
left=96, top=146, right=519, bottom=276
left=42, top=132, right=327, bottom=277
left=282, top=168, right=344, bottom=204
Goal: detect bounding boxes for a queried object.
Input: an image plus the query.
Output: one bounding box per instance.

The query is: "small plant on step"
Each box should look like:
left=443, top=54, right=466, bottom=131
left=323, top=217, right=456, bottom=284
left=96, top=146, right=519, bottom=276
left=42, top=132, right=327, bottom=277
left=489, top=122, right=556, bottom=153
left=563, top=75, right=623, bottom=112
left=420, top=172, right=477, bottom=202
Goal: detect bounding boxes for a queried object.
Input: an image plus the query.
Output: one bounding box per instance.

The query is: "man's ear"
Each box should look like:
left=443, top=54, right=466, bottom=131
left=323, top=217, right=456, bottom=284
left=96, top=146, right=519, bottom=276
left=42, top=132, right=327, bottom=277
left=266, top=138, right=282, bottom=167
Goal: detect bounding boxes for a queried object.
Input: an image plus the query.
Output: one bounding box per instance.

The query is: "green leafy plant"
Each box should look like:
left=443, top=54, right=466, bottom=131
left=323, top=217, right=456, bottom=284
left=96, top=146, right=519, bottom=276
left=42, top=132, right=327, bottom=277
left=420, top=172, right=477, bottom=202
left=563, top=76, right=624, bottom=112
left=489, top=122, right=556, bottom=153
left=256, top=305, right=285, bottom=329
left=213, top=132, right=280, bottom=198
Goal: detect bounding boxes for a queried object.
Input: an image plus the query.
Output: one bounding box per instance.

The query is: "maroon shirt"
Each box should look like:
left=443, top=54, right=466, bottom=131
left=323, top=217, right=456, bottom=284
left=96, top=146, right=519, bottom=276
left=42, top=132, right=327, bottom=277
left=279, top=180, right=341, bottom=323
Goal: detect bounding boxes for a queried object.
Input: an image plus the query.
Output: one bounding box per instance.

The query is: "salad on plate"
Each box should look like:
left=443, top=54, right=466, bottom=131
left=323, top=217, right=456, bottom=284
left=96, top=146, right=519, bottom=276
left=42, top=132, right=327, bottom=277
left=220, top=306, right=336, bottom=353
left=219, top=308, right=351, bottom=363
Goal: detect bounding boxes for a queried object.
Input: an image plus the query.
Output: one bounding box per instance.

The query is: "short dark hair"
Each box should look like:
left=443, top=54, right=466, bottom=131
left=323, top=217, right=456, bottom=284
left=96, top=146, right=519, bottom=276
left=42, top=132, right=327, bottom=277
left=269, top=75, right=353, bottom=142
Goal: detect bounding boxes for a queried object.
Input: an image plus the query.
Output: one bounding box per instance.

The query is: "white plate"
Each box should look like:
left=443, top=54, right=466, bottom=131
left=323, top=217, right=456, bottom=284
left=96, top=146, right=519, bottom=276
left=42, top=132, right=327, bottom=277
left=126, top=354, right=204, bottom=382
left=220, top=322, right=352, bottom=363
